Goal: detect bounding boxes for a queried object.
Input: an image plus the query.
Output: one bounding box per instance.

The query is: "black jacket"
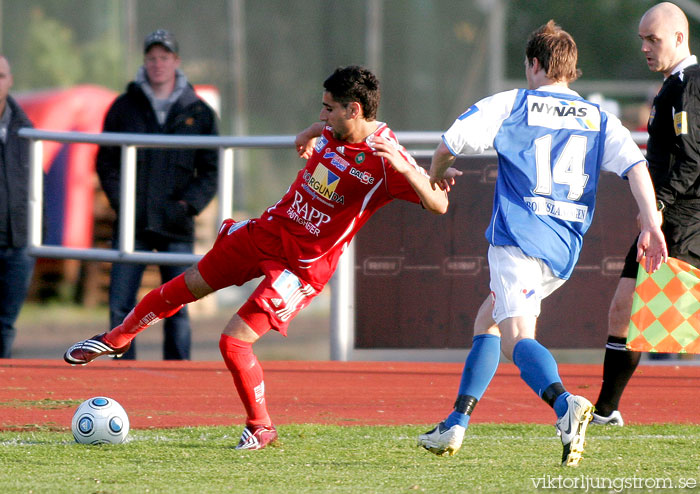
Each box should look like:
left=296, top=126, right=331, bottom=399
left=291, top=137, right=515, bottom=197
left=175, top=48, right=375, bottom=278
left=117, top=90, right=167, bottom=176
left=96, top=81, right=218, bottom=242
left=648, top=63, right=700, bottom=259
left=0, top=96, right=33, bottom=248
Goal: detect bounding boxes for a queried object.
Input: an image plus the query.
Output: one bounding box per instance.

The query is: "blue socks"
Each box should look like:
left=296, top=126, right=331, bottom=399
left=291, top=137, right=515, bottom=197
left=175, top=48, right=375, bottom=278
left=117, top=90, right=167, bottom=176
left=444, top=334, right=501, bottom=428
left=512, top=338, right=570, bottom=417
left=444, top=336, right=571, bottom=427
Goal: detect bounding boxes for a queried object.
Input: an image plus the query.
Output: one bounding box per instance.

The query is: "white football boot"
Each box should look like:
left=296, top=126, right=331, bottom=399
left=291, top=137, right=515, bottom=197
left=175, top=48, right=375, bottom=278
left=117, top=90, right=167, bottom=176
left=591, top=410, right=624, bottom=426
left=555, top=395, right=594, bottom=467
left=417, top=422, right=466, bottom=456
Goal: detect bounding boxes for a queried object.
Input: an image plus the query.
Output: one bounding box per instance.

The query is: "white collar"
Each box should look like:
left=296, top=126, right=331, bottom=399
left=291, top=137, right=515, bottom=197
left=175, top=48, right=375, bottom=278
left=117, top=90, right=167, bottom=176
left=533, top=84, right=580, bottom=97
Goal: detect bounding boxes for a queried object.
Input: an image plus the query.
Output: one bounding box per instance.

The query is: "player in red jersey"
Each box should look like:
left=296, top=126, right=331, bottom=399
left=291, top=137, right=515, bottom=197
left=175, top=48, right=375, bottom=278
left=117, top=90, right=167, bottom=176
left=64, top=65, right=458, bottom=450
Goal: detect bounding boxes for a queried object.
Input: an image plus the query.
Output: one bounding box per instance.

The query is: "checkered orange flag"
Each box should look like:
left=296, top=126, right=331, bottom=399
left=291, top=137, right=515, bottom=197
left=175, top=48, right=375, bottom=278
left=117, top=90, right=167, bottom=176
left=627, top=257, right=700, bottom=353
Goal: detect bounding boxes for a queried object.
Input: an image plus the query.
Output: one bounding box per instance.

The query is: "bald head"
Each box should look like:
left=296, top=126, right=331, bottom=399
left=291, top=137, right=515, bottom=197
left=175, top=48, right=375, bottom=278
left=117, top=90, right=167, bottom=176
left=643, top=2, right=689, bottom=36
left=639, top=2, right=691, bottom=77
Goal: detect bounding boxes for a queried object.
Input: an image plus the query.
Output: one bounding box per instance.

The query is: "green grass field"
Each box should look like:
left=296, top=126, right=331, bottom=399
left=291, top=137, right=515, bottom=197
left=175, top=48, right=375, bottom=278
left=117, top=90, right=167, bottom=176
left=1, top=424, right=698, bottom=493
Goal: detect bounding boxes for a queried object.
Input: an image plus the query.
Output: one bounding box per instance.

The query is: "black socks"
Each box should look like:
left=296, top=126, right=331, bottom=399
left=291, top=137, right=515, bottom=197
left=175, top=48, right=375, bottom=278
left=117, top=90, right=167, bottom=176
left=595, top=335, right=641, bottom=416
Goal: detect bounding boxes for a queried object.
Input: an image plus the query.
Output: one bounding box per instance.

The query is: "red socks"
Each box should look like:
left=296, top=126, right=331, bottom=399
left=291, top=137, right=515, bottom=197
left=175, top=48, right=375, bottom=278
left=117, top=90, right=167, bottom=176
left=219, top=334, right=271, bottom=427
left=104, top=273, right=197, bottom=349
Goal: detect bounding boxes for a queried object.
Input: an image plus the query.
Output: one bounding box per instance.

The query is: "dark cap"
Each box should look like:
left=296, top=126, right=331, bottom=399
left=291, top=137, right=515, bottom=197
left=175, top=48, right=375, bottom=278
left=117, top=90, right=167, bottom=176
left=144, top=29, right=178, bottom=54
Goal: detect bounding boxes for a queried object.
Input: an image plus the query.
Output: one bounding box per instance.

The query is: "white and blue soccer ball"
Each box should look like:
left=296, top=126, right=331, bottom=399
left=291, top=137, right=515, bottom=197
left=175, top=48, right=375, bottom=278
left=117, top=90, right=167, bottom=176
left=71, top=397, right=130, bottom=445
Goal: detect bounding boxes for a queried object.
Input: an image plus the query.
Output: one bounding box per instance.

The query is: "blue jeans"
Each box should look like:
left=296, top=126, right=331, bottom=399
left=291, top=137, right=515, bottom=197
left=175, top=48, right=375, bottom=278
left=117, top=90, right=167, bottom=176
left=109, top=236, right=193, bottom=360
left=0, top=247, right=35, bottom=358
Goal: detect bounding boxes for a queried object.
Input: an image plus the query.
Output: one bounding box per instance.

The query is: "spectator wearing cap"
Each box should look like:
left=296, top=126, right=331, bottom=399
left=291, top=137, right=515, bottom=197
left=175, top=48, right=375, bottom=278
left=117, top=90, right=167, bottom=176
left=96, top=29, right=218, bottom=360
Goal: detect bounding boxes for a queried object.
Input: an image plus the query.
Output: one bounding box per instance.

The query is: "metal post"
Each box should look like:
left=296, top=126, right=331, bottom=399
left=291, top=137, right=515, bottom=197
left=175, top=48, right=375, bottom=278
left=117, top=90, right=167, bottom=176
left=124, top=0, right=138, bottom=75
left=119, top=145, right=137, bottom=253
left=229, top=0, right=249, bottom=211
left=365, top=0, right=383, bottom=78
left=487, top=0, right=505, bottom=94
left=27, top=139, right=43, bottom=248
left=330, top=241, right=355, bottom=361
left=217, top=146, right=234, bottom=226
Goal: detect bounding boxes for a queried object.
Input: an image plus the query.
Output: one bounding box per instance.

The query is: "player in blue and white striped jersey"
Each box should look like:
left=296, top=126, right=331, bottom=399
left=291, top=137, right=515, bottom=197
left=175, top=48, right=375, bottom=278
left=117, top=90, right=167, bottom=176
left=418, top=20, right=667, bottom=467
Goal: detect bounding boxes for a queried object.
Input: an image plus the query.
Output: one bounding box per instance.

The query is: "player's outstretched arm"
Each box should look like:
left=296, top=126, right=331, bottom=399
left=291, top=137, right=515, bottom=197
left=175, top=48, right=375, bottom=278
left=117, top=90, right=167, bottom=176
left=371, top=135, right=449, bottom=214
left=294, top=122, right=325, bottom=159
left=626, top=163, right=668, bottom=272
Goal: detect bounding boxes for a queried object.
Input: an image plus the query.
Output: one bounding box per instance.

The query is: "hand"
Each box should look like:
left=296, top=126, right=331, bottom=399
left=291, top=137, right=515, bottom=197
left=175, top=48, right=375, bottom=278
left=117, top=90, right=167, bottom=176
left=429, top=169, right=445, bottom=189
left=295, top=134, right=316, bottom=160
left=432, top=167, right=462, bottom=192
left=370, top=136, right=411, bottom=174
left=636, top=225, right=668, bottom=273
left=294, top=122, right=324, bottom=159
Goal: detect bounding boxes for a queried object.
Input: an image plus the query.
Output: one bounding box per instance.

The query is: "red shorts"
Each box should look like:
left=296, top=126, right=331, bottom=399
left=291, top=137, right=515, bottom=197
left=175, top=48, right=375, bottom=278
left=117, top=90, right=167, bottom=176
left=198, top=219, right=319, bottom=336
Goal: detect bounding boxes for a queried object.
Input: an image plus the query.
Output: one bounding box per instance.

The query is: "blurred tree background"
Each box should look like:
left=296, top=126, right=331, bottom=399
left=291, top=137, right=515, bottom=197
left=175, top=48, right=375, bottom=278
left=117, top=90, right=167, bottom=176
left=1, top=0, right=697, bottom=213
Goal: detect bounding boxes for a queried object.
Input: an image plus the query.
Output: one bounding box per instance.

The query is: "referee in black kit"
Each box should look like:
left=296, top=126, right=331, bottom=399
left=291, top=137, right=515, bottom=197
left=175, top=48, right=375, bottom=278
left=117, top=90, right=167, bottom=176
left=594, top=2, right=700, bottom=426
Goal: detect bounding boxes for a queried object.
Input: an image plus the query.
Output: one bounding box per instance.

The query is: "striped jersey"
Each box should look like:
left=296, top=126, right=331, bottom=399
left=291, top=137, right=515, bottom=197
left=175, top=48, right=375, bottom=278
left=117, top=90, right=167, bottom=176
left=443, top=85, right=645, bottom=279
left=257, top=123, right=424, bottom=286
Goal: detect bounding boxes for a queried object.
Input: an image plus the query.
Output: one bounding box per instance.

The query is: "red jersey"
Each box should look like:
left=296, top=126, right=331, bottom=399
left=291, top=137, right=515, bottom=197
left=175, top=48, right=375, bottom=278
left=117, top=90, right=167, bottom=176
left=255, top=123, right=425, bottom=287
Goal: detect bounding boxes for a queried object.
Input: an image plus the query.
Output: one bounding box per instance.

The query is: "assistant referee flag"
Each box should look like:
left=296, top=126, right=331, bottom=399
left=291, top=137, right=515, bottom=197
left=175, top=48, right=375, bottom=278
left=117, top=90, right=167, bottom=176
left=627, top=257, right=700, bottom=354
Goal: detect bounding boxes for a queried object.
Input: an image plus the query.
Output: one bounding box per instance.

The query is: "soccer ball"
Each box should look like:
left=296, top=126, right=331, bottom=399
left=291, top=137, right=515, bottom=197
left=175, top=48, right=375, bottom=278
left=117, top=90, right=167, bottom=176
left=71, top=397, right=130, bottom=445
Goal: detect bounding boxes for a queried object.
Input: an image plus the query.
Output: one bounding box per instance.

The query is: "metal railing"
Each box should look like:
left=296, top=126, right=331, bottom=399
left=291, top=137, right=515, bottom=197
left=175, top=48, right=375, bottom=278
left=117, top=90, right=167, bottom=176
left=21, top=128, right=297, bottom=265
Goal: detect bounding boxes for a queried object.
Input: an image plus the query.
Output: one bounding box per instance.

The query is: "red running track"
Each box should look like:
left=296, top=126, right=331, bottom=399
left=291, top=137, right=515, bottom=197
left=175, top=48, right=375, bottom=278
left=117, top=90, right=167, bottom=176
left=0, top=360, right=698, bottom=430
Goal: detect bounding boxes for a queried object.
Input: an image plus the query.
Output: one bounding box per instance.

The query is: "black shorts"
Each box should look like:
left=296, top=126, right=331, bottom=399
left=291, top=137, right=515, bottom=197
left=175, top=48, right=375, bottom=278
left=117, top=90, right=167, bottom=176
left=620, top=239, right=640, bottom=279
